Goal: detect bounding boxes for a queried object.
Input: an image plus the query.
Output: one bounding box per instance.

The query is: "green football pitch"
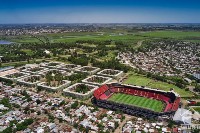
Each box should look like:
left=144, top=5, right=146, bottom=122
left=108, top=93, right=165, bottom=112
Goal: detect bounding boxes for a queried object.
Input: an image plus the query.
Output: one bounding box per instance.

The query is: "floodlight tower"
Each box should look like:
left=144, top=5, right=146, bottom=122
left=0, top=56, right=3, bottom=67
left=0, top=56, right=3, bottom=63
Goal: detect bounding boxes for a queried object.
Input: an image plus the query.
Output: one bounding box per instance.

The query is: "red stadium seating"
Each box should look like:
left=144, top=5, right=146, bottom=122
left=100, top=94, right=110, bottom=100
left=172, top=97, right=180, bottom=111
left=161, top=95, right=170, bottom=102
left=164, top=102, right=173, bottom=112
left=94, top=84, right=109, bottom=99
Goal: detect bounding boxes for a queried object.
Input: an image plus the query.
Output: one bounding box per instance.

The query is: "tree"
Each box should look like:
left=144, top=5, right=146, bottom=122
left=48, top=114, right=55, bottom=122
left=167, top=120, right=176, bottom=128
left=46, top=72, right=53, bottom=85
left=71, top=101, right=79, bottom=109
left=48, top=102, right=52, bottom=106
left=1, top=127, right=12, bottom=133
left=114, top=122, right=119, bottom=129
left=12, top=103, right=20, bottom=108
left=55, top=73, right=63, bottom=85
left=0, top=98, right=11, bottom=108
left=73, top=123, right=78, bottom=128
left=59, top=100, right=65, bottom=106
left=58, top=118, right=63, bottom=123
left=191, top=129, right=200, bottom=133
left=37, top=111, right=41, bottom=115
left=36, top=99, right=41, bottom=105
left=24, top=106, right=30, bottom=114
left=194, top=83, right=200, bottom=92
left=21, top=90, right=31, bottom=100
left=16, top=119, right=33, bottom=131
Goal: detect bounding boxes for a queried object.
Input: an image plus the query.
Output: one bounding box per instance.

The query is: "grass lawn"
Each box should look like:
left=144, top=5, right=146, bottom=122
left=2, top=30, right=200, bottom=43
left=99, top=50, right=117, bottom=60
left=80, top=43, right=96, bottom=47
left=123, top=73, right=193, bottom=97
left=123, top=73, right=152, bottom=86
left=3, top=32, right=146, bottom=44
left=148, top=81, right=192, bottom=97
left=192, top=107, right=200, bottom=113
left=137, top=30, right=200, bottom=43
left=109, top=93, right=164, bottom=112
left=138, top=31, right=200, bottom=39
left=21, top=49, right=34, bottom=56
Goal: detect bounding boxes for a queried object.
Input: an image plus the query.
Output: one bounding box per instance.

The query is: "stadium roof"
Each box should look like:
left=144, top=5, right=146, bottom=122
left=173, top=108, right=192, bottom=124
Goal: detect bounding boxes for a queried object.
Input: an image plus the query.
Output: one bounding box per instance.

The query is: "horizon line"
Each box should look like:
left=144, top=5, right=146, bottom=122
left=1, top=22, right=200, bottom=25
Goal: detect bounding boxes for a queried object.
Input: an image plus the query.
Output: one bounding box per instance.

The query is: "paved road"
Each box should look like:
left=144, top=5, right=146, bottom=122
left=120, top=40, right=144, bottom=69
left=135, top=40, right=144, bottom=48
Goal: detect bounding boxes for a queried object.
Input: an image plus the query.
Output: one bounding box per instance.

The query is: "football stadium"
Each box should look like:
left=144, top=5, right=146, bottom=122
left=93, top=83, right=180, bottom=119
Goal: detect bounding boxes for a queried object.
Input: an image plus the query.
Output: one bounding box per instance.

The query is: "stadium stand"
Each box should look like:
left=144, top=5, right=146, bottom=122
left=93, top=83, right=180, bottom=119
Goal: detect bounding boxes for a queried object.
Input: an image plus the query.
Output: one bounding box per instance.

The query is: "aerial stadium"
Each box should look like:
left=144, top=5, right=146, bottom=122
left=92, top=83, right=180, bottom=119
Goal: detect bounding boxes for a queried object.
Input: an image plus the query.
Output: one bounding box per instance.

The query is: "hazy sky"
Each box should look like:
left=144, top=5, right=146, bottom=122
left=0, top=0, right=200, bottom=23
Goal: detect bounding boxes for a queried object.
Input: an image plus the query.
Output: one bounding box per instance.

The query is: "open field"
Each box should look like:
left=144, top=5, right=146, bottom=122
left=137, top=31, right=200, bottom=42
left=99, top=50, right=117, bottom=61
left=109, top=93, right=165, bottom=112
left=2, top=30, right=200, bottom=44
left=123, top=73, right=194, bottom=97
left=1, top=32, right=146, bottom=44
left=148, top=82, right=191, bottom=97
left=192, top=107, right=200, bottom=113
left=123, top=74, right=152, bottom=86
left=21, top=49, right=34, bottom=56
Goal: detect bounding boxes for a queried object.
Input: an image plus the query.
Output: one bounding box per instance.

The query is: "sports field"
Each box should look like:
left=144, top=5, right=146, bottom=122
left=109, top=93, right=165, bottom=112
